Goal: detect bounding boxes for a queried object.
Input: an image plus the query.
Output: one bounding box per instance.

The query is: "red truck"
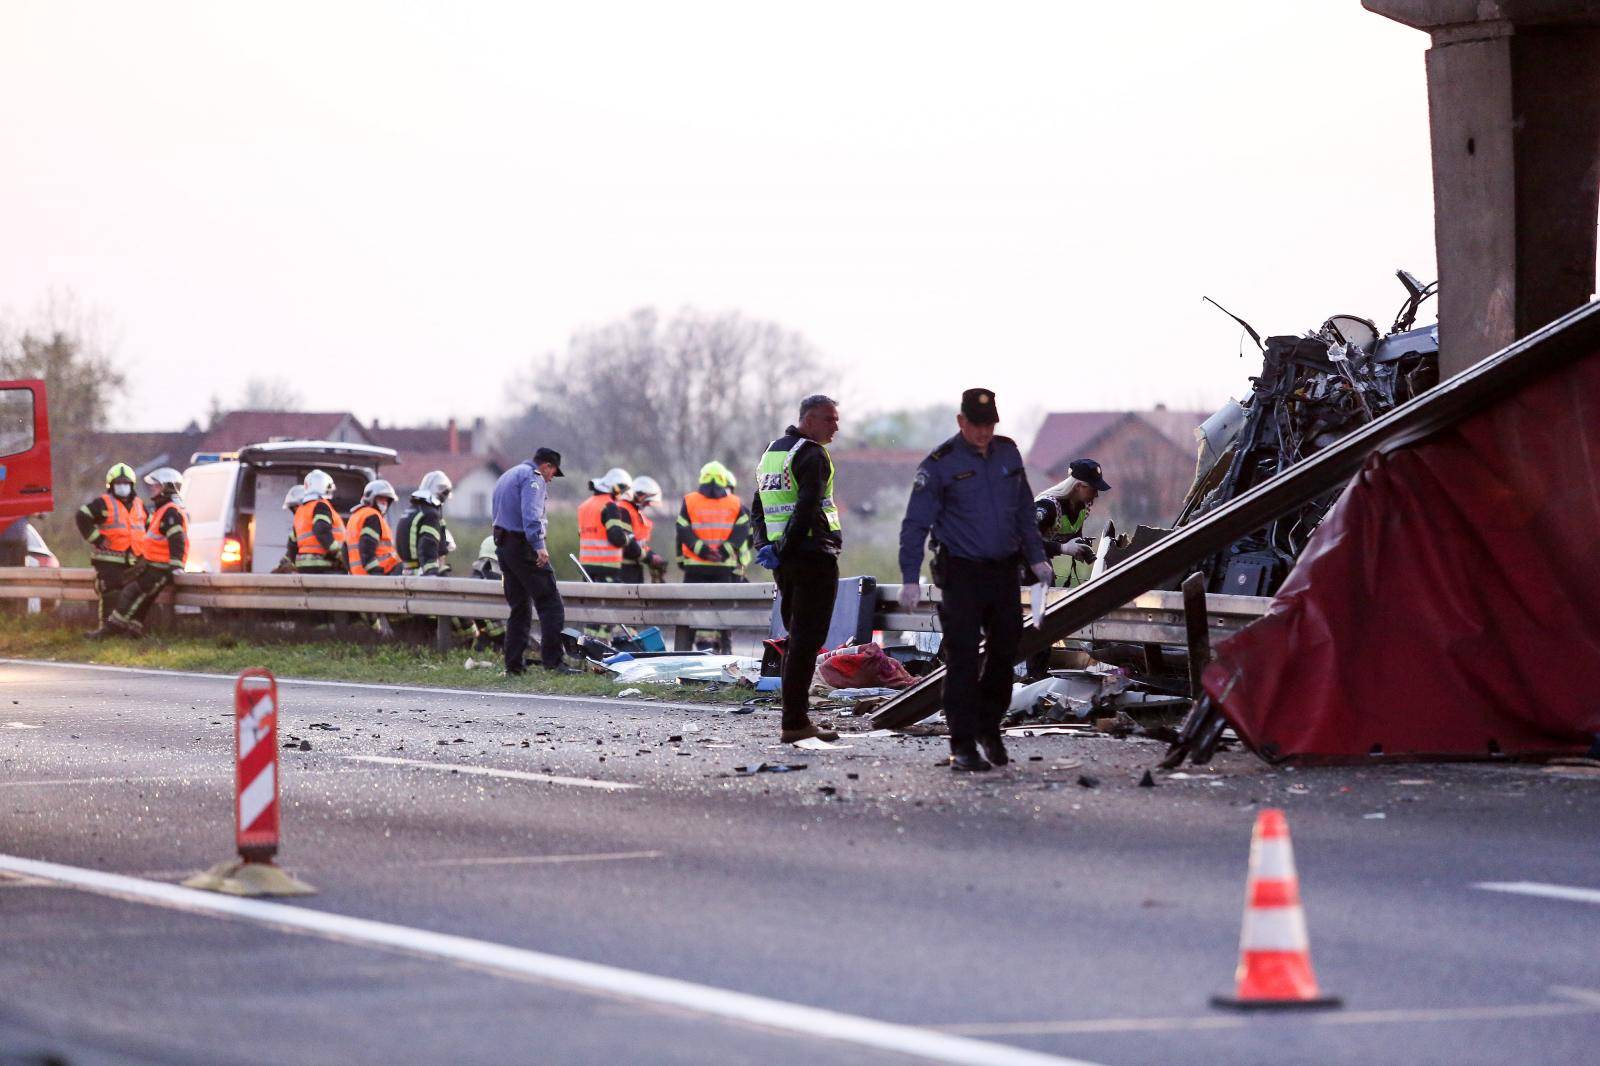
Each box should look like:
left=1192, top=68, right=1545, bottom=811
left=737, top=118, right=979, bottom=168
left=0, top=379, right=56, bottom=567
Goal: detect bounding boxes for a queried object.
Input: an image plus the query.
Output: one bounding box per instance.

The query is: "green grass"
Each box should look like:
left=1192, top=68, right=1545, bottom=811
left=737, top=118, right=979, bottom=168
left=0, top=611, right=749, bottom=703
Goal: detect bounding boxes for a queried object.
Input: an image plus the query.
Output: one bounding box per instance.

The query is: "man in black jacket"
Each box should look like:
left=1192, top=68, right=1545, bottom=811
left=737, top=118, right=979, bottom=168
left=750, top=394, right=843, bottom=744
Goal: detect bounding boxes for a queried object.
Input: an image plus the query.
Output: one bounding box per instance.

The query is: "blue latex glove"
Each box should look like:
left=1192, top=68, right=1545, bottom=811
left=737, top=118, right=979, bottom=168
left=755, top=544, right=782, bottom=571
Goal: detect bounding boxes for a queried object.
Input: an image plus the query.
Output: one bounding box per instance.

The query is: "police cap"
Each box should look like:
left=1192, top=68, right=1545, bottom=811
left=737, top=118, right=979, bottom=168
left=1069, top=458, right=1111, bottom=492
left=960, top=388, right=999, bottom=425
left=533, top=447, right=565, bottom=477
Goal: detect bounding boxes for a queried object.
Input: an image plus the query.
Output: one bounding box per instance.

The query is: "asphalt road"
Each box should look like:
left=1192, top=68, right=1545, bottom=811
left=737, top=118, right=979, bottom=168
left=1, top=658, right=1597, bottom=1066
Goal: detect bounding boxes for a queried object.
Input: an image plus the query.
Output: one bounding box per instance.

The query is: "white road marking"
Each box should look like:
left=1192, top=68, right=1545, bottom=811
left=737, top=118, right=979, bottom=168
left=941, top=992, right=1600, bottom=1036
left=0, top=853, right=1101, bottom=1066
left=409, top=850, right=664, bottom=868
left=0, top=658, right=711, bottom=711
left=0, top=774, right=229, bottom=789
left=1474, top=881, right=1600, bottom=907
left=4, top=721, right=42, bottom=729
left=343, top=754, right=639, bottom=792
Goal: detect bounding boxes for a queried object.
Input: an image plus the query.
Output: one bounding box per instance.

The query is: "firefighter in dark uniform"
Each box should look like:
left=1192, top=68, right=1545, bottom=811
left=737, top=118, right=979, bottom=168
left=76, top=462, right=147, bottom=629
left=292, top=470, right=346, bottom=573
left=96, top=468, right=189, bottom=638
left=898, top=388, right=1052, bottom=772
left=396, top=471, right=454, bottom=576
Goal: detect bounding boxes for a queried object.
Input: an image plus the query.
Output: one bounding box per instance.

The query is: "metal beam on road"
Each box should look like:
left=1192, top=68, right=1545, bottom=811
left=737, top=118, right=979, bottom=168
left=871, top=298, right=1600, bottom=730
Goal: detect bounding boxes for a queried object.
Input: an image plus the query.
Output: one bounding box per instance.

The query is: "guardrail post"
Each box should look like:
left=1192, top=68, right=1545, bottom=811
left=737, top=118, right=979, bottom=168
left=434, top=615, right=451, bottom=653
left=674, top=625, right=694, bottom=652
left=1182, top=572, right=1212, bottom=699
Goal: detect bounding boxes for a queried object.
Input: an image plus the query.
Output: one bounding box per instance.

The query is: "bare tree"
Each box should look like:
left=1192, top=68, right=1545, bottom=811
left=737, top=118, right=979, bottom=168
left=0, top=292, right=128, bottom=545
left=501, top=307, right=829, bottom=499
left=238, top=377, right=303, bottom=411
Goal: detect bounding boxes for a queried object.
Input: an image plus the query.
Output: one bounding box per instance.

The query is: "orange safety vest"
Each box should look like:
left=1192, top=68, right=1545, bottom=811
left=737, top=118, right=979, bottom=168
left=96, top=494, right=148, bottom=558
left=577, top=494, right=622, bottom=567
left=344, top=505, right=401, bottom=575
left=142, top=500, right=189, bottom=566
left=621, top=499, right=653, bottom=552
left=680, top=491, right=741, bottom=565
left=294, top=499, right=346, bottom=558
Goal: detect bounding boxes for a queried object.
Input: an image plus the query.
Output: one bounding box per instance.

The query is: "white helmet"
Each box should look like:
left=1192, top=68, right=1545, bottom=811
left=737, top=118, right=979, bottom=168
left=303, top=469, right=335, bottom=500
left=283, top=485, right=309, bottom=510
left=594, top=467, right=632, bottom=495
left=412, top=470, right=453, bottom=507
left=630, top=475, right=662, bottom=510
left=361, top=478, right=398, bottom=506
left=477, top=534, right=497, bottom=561
left=143, top=467, right=184, bottom=497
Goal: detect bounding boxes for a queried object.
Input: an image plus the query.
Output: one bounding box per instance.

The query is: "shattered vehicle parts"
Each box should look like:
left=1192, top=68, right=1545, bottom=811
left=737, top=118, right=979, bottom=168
left=873, top=297, right=1600, bottom=731
left=1168, top=300, right=1600, bottom=766
left=1181, top=274, right=1441, bottom=598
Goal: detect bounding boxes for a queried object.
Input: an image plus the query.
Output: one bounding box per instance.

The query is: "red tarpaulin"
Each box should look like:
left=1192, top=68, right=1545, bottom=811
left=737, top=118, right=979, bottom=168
left=1203, top=349, right=1600, bottom=763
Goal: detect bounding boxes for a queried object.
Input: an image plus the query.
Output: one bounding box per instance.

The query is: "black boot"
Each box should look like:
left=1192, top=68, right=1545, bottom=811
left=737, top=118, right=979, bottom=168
left=978, top=730, right=1010, bottom=767
left=949, top=742, right=992, bottom=773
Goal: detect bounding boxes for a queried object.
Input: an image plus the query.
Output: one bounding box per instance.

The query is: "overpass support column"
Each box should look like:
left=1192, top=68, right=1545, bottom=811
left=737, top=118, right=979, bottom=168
left=1365, top=2, right=1600, bottom=378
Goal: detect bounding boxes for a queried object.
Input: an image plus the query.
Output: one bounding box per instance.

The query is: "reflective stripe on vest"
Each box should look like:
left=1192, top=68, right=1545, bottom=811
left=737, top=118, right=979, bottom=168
left=95, top=494, right=148, bottom=557
left=345, top=505, right=400, bottom=576
left=756, top=437, right=840, bottom=541
left=681, top=491, right=742, bottom=565
left=294, top=499, right=345, bottom=557
left=141, top=501, right=188, bottom=566
left=577, top=494, right=623, bottom=566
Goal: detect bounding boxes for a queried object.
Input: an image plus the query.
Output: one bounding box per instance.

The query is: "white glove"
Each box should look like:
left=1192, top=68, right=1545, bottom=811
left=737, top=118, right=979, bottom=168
left=897, top=582, right=921, bottom=611
left=1029, top=561, right=1055, bottom=586
left=1065, top=537, right=1097, bottom=563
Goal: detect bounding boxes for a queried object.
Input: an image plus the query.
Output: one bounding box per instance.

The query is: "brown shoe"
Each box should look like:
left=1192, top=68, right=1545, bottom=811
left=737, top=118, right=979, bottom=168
left=780, top=723, right=840, bottom=744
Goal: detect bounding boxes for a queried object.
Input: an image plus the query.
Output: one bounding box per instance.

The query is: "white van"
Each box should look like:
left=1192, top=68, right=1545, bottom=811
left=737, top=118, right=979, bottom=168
left=183, top=441, right=397, bottom=574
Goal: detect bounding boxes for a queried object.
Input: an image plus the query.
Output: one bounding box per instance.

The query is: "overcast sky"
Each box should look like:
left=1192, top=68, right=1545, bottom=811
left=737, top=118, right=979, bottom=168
left=1, top=1, right=1441, bottom=437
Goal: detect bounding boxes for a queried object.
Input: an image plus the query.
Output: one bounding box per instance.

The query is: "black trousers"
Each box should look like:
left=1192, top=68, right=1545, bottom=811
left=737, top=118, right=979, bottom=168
left=939, top=556, right=1024, bottom=746
left=495, top=530, right=566, bottom=671
left=682, top=567, right=735, bottom=584
left=113, top=565, right=177, bottom=626
left=91, top=559, right=137, bottom=625
left=775, top=553, right=838, bottom=730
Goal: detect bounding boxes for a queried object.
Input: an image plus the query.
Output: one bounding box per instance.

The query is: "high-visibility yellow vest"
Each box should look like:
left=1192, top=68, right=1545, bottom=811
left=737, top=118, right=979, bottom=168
left=756, top=437, right=839, bottom=542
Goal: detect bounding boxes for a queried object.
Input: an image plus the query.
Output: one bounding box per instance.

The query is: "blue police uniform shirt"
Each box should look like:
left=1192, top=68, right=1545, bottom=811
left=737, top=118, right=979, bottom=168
left=898, top=434, right=1047, bottom=584
left=491, top=461, right=548, bottom=550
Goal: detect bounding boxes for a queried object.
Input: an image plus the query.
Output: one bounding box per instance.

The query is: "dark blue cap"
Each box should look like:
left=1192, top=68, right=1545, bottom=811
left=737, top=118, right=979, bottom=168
left=1069, top=458, right=1110, bottom=492
left=960, top=387, right=999, bottom=424
left=533, top=447, right=564, bottom=476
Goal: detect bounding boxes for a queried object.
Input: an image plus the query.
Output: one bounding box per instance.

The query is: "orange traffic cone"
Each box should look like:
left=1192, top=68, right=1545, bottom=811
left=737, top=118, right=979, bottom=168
left=1211, top=808, right=1342, bottom=1010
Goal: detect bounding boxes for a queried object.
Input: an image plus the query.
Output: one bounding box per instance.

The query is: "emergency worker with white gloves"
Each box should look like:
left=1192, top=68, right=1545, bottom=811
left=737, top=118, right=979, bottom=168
left=1033, top=459, right=1111, bottom=587
left=897, top=388, right=1049, bottom=773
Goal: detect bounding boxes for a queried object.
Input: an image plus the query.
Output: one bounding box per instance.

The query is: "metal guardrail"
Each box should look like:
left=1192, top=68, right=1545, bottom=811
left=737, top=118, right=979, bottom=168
left=0, top=567, right=1269, bottom=647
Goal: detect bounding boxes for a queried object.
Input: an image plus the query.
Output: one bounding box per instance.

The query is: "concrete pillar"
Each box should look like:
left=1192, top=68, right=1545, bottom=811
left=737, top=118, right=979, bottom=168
left=1364, top=2, right=1600, bottom=378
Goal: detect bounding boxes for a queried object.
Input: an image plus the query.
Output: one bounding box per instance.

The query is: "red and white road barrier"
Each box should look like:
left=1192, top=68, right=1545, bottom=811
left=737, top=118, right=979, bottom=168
left=234, top=668, right=280, bottom=863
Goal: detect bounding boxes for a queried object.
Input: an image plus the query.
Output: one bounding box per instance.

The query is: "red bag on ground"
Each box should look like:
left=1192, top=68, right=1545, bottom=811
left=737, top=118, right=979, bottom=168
left=815, top=642, right=916, bottom=690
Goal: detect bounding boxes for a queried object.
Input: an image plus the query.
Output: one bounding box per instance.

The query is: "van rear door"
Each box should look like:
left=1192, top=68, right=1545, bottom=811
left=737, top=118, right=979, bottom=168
left=0, top=380, right=53, bottom=519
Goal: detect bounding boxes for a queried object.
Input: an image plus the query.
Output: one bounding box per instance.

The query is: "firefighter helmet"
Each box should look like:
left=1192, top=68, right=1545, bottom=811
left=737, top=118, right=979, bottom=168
left=630, top=475, right=662, bottom=510
left=360, top=479, right=398, bottom=506
left=105, top=462, right=136, bottom=487
left=303, top=469, right=335, bottom=500
left=413, top=470, right=452, bottom=507
left=143, top=467, right=184, bottom=497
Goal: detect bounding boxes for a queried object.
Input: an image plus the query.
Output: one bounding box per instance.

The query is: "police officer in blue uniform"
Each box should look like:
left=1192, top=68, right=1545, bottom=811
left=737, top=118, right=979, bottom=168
left=898, top=388, right=1053, bottom=772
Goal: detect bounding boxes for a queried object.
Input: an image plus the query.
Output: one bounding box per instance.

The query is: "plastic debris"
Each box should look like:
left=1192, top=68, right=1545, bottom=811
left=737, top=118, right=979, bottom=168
left=793, top=737, right=850, bottom=751
left=733, top=762, right=808, bottom=775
